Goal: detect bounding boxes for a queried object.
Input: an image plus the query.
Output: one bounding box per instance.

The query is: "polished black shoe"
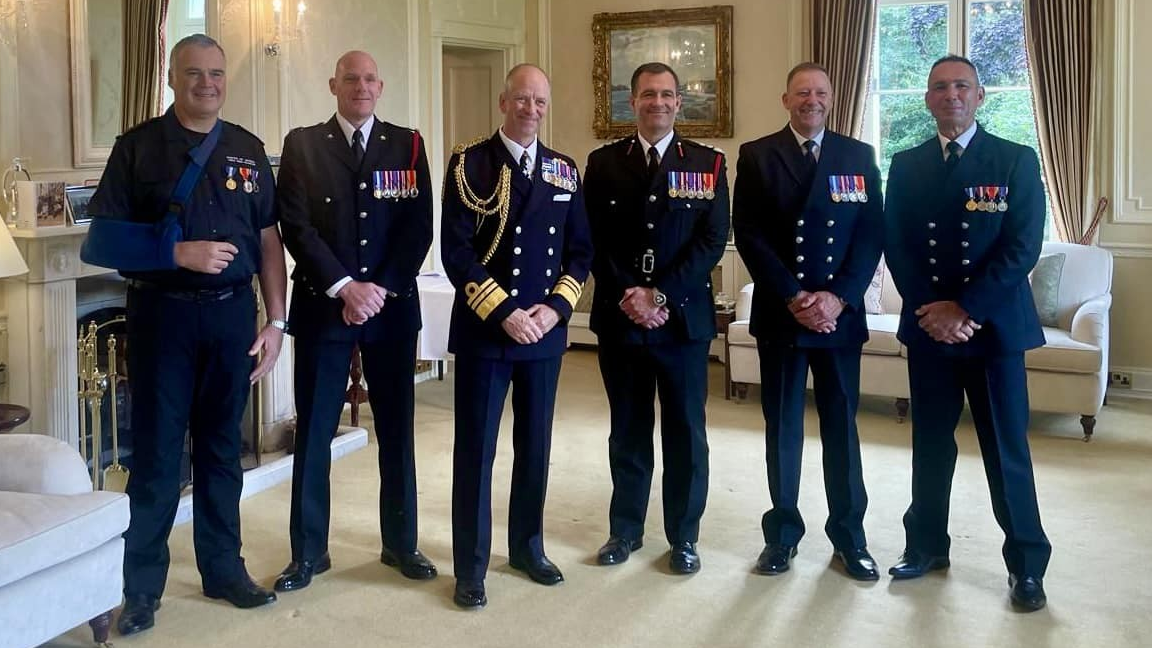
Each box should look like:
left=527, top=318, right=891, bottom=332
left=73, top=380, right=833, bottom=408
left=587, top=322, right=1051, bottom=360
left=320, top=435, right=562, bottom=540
left=117, top=594, right=160, bottom=636
left=754, top=544, right=797, bottom=575
left=669, top=541, right=701, bottom=574
left=597, top=536, right=644, bottom=566
left=274, top=553, right=332, bottom=592
left=453, top=579, right=487, bottom=609
left=1009, top=574, right=1047, bottom=612
left=888, top=549, right=950, bottom=580
left=204, top=576, right=277, bottom=609
left=833, top=547, right=880, bottom=581
left=509, top=554, right=564, bottom=585
left=380, top=547, right=438, bottom=581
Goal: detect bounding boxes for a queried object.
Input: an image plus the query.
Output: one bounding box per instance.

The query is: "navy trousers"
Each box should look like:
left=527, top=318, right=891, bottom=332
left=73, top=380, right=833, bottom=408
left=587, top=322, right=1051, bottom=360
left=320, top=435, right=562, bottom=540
left=122, top=285, right=255, bottom=598
left=289, top=327, right=420, bottom=562
left=904, top=348, right=1051, bottom=577
left=598, top=341, right=710, bottom=545
left=757, top=342, right=869, bottom=550
left=451, top=353, right=562, bottom=582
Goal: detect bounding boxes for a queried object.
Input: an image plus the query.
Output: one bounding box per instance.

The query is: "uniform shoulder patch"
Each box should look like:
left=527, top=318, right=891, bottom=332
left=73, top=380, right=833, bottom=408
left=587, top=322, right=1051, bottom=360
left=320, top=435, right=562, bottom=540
left=226, top=121, right=265, bottom=146
left=452, top=136, right=487, bottom=155
left=681, top=138, right=723, bottom=155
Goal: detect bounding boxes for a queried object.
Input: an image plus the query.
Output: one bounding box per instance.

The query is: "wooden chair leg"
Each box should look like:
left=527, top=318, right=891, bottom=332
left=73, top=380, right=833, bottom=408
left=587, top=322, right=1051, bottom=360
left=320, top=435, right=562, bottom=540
left=1080, top=414, right=1096, bottom=442
left=345, top=344, right=369, bottom=427
left=895, top=397, right=910, bottom=423
left=90, top=610, right=112, bottom=645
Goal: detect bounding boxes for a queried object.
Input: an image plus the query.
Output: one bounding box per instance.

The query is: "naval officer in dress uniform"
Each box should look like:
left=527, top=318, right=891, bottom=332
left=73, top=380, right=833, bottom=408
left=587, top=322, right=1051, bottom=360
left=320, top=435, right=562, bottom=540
left=583, top=62, right=730, bottom=574
left=441, top=63, right=593, bottom=609
left=81, top=34, right=286, bottom=636
left=275, top=50, right=437, bottom=591
left=884, top=55, right=1051, bottom=611
left=733, top=62, right=884, bottom=580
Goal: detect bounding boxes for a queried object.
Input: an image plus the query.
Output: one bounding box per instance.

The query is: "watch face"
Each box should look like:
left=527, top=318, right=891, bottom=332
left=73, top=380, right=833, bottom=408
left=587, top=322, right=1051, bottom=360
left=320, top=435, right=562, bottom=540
left=654, top=292, right=667, bottom=306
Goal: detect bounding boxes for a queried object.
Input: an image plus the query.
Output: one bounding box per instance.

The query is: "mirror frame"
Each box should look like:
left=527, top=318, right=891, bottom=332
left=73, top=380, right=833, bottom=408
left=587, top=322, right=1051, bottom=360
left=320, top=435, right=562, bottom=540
left=69, top=0, right=114, bottom=168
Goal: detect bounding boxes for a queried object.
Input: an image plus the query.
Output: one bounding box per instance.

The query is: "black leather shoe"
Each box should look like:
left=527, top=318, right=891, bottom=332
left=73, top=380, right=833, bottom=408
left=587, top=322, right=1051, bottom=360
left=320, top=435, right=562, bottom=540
left=380, top=547, right=438, bottom=580
left=597, top=536, right=643, bottom=566
left=117, top=594, right=160, bottom=636
left=204, top=576, right=277, bottom=609
left=833, top=547, right=880, bottom=581
left=888, top=549, right=950, bottom=580
left=669, top=541, right=701, bottom=574
left=755, top=544, right=797, bottom=575
left=1009, top=574, right=1047, bottom=612
left=453, top=579, right=487, bottom=609
left=274, top=553, right=332, bottom=592
left=509, top=554, right=564, bottom=585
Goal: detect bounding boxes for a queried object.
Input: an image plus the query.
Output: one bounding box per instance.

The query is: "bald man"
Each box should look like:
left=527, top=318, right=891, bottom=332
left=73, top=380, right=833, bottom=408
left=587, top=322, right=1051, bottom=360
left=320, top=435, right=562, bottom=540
left=275, top=50, right=436, bottom=591
left=441, top=64, right=592, bottom=608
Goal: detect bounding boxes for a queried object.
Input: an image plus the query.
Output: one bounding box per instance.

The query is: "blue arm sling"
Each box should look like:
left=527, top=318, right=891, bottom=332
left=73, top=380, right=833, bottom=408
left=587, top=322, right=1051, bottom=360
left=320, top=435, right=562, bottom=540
left=81, top=119, right=223, bottom=271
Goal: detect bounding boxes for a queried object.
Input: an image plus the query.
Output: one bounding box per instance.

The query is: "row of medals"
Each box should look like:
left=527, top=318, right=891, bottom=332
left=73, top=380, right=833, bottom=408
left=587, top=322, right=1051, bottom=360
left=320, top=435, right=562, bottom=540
left=831, top=190, right=867, bottom=203
left=967, top=197, right=1008, bottom=212
left=374, top=186, right=418, bottom=199
left=668, top=184, right=715, bottom=200
left=225, top=177, right=257, bottom=193
left=543, top=172, right=576, bottom=192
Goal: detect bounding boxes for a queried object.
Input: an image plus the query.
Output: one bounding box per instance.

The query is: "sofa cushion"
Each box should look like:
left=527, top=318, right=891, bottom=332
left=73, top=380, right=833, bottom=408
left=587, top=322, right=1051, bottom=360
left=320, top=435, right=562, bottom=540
left=1030, top=252, right=1066, bottom=327
left=727, top=320, right=754, bottom=346
left=0, top=490, right=130, bottom=589
left=864, top=313, right=902, bottom=356
left=864, top=260, right=885, bottom=314
left=1024, top=327, right=1102, bottom=374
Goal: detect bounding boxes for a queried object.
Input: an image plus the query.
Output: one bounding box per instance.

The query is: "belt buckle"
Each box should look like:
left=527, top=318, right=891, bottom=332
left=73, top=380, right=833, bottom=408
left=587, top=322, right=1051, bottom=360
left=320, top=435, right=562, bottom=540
left=641, top=253, right=655, bottom=274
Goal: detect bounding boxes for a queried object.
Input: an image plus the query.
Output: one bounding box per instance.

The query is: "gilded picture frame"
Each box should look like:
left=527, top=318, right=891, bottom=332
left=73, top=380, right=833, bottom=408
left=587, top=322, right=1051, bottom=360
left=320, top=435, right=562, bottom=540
left=592, top=6, right=734, bottom=139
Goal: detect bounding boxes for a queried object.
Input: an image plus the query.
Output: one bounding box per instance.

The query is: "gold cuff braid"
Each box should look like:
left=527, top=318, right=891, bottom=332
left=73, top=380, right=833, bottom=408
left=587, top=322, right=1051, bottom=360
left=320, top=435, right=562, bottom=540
left=550, top=274, right=583, bottom=309
left=464, top=277, right=509, bottom=321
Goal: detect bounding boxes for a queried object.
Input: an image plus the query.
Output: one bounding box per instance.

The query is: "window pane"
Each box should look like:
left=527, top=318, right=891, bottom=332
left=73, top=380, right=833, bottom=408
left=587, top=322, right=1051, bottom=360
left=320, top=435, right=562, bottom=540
left=878, top=93, right=937, bottom=179
left=187, top=0, right=205, bottom=20
left=968, top=1, right=1029, bottom=87
left=877, top=3, right=949, bottom=91
left=979, top=89, right=1039, bottom=154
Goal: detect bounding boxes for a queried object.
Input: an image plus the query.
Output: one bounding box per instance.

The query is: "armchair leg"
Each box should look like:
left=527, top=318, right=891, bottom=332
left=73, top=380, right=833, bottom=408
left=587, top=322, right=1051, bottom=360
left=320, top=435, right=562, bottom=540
left=733, top=383, right=750, bottom=401
left=1080, top=415, right=1096, bottom=442
left=895, top=398, right=909, bottom=423
left=90, top=610, right=112, bottom=646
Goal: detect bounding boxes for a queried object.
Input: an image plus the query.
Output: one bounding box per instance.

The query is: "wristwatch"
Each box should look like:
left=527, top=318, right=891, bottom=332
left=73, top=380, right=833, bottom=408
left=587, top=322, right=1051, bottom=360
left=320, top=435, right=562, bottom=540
left=652, top=288, right=668, bottom=307
left=269, top=318, right=288, bottom=331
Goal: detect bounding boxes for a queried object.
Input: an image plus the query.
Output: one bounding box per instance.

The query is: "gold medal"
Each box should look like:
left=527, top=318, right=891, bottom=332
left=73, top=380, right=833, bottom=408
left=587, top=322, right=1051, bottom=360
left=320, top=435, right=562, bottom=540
left=966, top=199, right=977, bottom=211
left=831, top=193, right=842, bottom=203
left=226, top=178, right=237, bottom=191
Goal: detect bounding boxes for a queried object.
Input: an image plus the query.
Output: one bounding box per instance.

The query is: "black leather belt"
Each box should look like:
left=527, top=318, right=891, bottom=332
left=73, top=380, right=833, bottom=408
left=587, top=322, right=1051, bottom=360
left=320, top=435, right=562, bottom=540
left=127, top=279, right=247, bottom=302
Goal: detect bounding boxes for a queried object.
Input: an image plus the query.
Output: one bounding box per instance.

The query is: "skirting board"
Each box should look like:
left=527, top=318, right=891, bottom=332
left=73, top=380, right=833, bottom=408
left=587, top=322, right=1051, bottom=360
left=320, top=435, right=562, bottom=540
left=173, top=426, right=369, bottom=526
left=1107, top=365, right=1152, bottom=401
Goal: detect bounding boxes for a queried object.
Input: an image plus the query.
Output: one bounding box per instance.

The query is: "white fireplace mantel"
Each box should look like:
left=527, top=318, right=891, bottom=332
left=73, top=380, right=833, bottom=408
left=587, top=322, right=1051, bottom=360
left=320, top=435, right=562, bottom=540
left=4, top=225, right=295, bottom=448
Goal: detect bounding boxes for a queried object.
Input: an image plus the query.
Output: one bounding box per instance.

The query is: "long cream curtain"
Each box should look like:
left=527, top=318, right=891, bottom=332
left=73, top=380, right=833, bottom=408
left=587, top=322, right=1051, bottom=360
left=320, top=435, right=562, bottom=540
left=1024, top=0, right=1094, bottom=243
left=120, top=0, right=170, bottom=133
left=812, top=0, right=877, bottom=139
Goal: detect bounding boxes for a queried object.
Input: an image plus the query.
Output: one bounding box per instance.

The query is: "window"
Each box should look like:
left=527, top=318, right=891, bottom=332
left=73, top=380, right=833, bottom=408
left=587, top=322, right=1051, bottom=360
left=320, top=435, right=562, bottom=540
left=161, top=0, right=209, bottom=110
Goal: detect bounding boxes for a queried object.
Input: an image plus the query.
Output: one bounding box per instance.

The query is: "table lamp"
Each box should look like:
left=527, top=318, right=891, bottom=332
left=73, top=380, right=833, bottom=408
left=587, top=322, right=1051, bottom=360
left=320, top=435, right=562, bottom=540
left=0, top=222, right=31, bottom=432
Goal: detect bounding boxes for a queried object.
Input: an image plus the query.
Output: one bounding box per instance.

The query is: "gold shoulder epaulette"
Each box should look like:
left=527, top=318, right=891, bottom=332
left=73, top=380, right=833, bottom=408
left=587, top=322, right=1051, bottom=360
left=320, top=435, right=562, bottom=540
left=452, top=136, right=487, bottom=155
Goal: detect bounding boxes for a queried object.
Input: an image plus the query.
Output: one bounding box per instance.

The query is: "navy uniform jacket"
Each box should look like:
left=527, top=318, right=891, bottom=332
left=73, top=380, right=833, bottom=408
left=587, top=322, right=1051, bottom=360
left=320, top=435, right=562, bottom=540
left=440, top=133, right=593, bottom=360
left=86, top=107, right=276, bottom=288
left=733, top=126, right=883, bottom=347
left=278, top=116, right=433, bottom=342
left=884, top=125, right=1046, bottom=356
left=583, top=133, right=730, bottom=344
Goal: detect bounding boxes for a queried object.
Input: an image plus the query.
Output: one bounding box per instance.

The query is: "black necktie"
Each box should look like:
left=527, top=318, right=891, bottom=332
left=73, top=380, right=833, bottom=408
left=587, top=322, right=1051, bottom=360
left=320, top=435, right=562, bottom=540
left=352, top=130, right=365, bottom=167
left=647, top=147, right=660, bottom=180
left=520, top=150, right=531, bottom=178
left=945, top=140, right=962, bottom=172
left=801, top=139, right=818, bottom=184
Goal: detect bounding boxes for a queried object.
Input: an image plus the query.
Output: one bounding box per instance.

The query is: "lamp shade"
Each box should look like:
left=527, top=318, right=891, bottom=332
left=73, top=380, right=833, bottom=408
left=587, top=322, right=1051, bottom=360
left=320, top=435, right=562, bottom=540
left=0, top=224, right=29, bottom=278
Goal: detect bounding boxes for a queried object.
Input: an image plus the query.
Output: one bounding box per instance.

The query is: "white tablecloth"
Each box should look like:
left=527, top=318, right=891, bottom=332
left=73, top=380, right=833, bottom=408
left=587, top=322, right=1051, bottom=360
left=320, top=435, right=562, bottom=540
left=417, top=273, right=456, bottom=361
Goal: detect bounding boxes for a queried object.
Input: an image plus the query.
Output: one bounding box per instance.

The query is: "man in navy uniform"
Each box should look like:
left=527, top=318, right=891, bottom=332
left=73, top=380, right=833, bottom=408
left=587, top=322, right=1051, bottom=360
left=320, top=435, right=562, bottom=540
left=732, top=62, right=884, bottom=580
left=441, top=63, right=593, bottom=609
left=81, top=34, right=286, bottom=635
left=884, top=55, right=1050, bottom=611
left=584, top=62, right=729, bottom=574
left=275, top=50, right=436, bottom=591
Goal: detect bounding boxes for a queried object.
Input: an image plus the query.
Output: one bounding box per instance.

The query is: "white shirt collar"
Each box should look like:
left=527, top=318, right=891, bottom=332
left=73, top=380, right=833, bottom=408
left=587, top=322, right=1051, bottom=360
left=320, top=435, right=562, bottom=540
left=498, top=127, right=539, bottom=173
left=789, top=125, right=825, bottom=155
left=637, top=130, right=675, bottom=162
left=937, top=121, right=978, bottom=158
left=335, top=112, right=375, bottom=148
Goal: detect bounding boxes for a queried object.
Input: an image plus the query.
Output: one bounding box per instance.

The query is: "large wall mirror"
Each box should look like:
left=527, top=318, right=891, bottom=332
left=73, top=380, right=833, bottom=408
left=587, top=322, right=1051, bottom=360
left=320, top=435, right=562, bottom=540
left=69, top=0, right=123, bottom=168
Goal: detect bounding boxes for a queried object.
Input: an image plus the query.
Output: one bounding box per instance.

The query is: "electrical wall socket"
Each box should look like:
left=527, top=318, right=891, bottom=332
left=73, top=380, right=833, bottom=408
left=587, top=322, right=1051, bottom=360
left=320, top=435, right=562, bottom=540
left=1110, top=371, right=1133, bottom=388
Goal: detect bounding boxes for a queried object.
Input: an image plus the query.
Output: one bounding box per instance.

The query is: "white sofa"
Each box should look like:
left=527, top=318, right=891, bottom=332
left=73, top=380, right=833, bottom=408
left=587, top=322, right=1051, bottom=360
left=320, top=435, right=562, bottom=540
left=0, top=433, right=130, bottom=648
left=726, top=241, right=1114, bottom=438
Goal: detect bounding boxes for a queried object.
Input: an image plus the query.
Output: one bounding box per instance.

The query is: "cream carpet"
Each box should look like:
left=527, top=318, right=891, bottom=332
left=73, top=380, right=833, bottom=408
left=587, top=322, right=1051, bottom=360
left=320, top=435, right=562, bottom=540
left=46, top=349, right=1152, bottom=648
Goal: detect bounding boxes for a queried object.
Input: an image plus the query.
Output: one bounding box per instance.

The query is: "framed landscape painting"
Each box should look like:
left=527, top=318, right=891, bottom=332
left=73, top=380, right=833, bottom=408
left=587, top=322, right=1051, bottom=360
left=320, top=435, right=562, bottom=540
left=592, top=6, right=733, bottom=139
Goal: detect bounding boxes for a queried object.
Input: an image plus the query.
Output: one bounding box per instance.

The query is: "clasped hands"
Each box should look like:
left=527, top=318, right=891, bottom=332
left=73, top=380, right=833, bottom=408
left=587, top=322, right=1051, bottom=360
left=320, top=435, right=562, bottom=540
left=501, top=304, right=561, bottom=345
left=339, top=280, right=388, bottom=326
left=915, top=300, right=981, bottom=344
left=619, top=287, right=669, bottom=330
left=788, top=290, right=844, bottom=334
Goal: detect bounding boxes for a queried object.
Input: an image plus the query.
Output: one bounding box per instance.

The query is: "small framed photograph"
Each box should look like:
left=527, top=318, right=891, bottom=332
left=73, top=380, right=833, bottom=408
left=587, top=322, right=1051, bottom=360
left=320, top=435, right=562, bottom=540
left=66, top=185, right=97, bottom=225
left=16, top=180, right=67, bottom=228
